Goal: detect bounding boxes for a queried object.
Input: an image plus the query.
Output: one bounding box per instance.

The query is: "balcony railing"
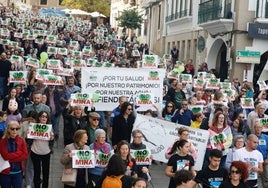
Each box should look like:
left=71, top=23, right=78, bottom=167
left=165, top=9, right=191, bottom=22
left=198, top=0, right=232, bottom=24
left=256, top=0, right=268, bottom=18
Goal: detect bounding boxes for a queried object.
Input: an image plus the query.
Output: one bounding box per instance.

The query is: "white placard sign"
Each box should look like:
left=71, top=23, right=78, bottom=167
left=81, top=68, right=165, bottom=111
left=133, top=114, right=209, bottom=171
left=27, top=123, right=52, bottom=141
left=130, top=149, right=152, bottom=165
left=72, top=150, right=95, bottom=168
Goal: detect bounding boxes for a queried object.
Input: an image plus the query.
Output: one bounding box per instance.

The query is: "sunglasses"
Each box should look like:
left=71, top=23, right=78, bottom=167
left=10, top=127, right=21, bottom=131
left=127, top=108, right=133, bottom=111
left=41, top=115, right=48, bottom=118
left=92, top=118, right=99, bottom=121
left=231, top=170, right=240, bottom=174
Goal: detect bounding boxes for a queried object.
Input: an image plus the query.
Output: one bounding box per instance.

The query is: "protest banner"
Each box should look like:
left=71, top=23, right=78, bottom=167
left=10, top=55, right=22, bottom=64
left=72, top=150, right=95, bottom=168
left=9, top=71, right=27, bottom=83
left=27, top=123, right=52, bottom=141
left=26, top=58, right=39, bottom=68
left=257, top=81, right=268, bottom=91
left=240, top=98, right=254, bottom=109
left=189, top=105, right=204, bottom=114
left=193, top=79, right=205, bottom=89
left=130, top=149, right=152, bottom=165
left=57, top=68, right=73, bottom=77
left=257, top=118, right=268, bottom=132
left=181, top=74, right=192, bottom=84
left=81, top=68, right=165, bottom=111
left=133, top=114, right=209, bottom=170
left=220, top=82, right=231, bottom=90
left=95, top=151, right=113, bottom=168
left=222, top=89, right=236, bottom=101
left=132, top=50, right=140, bottom=57
left=136, top=92, right=154, bottom=107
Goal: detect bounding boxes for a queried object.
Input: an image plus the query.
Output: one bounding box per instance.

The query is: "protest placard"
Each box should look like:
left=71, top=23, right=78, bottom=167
left=142, top=55, right=158, bottom=68
left=130, top=149, right=152, bottom=165
left=206, top=78, right=220, bottom=89
left=9, top=71, right=27, bottom=83
left=43, top=75, right=63, bottom=85
left=36, top=69, right=53, bottom=80
left=70, top=93, right=92, bottom=107
left=257, top=81, right=268, bottom=91
left=95, top=151, right=113, bottom=168
left=240, top=98, right=254, bottom=109
left=27, top=123, right=52, bottom=141
left=72, top=150, right=95, bottom=168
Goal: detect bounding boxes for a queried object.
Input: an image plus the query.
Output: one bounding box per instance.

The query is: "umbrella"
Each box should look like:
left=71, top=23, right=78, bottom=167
left=90, top=11, right=106, bottom=18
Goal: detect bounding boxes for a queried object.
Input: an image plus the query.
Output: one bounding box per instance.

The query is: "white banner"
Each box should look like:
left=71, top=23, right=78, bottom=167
left=81, top=68, right=165, bottom=111
left=133, top=114, right=209, bottom=171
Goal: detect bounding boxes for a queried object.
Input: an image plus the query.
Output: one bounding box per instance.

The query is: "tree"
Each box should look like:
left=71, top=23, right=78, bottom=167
left=61, top=0, right=110, bottom=17
left=116, top=8, right=143, bottom=30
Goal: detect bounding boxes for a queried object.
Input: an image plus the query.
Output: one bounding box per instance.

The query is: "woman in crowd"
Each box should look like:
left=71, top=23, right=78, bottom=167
left=100, top=154, right=134, bottom=188
left=117, top=140, right=138, bottom=178
left=225, top=135, right=245, bottom=170
left=165, top=139, right=195, bottom=188
left=88, top=129, right=112, bottom=188
left=230, top=118, right=248, bottom=140
left=204, top=111, right=233, bottom=169
left=62, top=105, right=88, bottom=145
left=130, top=130, right=151, bottom=180
left=112, top=102, right=136, bottom=148
left=30, top=111, right=54, bottom=188
left=60, top=129, right=89, bottom=188
left=165, top=127, right=197, bottom=161
left=0, top=121, right=28, bottom=188
left=162, top=101, right=176, bottom=121
left=131, top=178, right=148, bottom=188
left=190, top=112, right=205, bottom=129
left=2, top=87, right=22, bottom=112
left=219, top=161, right=249, bottom=188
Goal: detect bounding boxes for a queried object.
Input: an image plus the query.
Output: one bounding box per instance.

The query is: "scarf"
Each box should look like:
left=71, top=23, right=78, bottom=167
left=93, top=142, right=109, bottom=154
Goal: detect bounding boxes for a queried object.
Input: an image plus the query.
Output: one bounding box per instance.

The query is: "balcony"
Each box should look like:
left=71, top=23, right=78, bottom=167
left=165, top=9, right=190, bottom=22
left=198, top=0, right=233, bottom=36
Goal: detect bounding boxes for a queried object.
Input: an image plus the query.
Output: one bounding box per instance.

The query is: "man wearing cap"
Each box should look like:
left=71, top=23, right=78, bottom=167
left=86, top=112, right=104, bottom=145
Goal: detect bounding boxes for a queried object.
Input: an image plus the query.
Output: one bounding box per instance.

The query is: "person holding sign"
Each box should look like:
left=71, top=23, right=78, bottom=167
left=88, top=129, right=112, bottom=188
left=117, top=140, right=138, bottom=178
left=0, top=121, right=28, bottom=188
left=60, top=129, right=89, bottom=188
left=165, top=139, right=195, bottom=188
left=30, top=111, right=54, bottom=188
left=130, top=130, right=151, bottom=181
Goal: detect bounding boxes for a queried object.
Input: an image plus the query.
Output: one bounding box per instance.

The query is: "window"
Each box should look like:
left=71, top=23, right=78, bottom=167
left=158, top=4, right=161, bottom=30
left=40, top=0, right=47, bottom=5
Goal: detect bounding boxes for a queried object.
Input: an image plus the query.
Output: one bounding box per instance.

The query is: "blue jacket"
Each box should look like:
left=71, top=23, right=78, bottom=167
left=171, top=109, right=193, bottom=126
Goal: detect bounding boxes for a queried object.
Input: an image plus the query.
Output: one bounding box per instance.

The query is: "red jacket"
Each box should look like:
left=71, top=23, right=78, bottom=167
left=0, top=136, right=28, bottom=175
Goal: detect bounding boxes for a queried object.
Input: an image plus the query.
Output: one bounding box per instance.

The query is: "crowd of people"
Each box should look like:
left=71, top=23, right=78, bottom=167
left=0, top=4, right=268, bottom=188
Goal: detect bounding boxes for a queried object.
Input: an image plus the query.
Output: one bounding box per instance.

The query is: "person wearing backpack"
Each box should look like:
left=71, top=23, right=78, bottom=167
left=100, top=154, right=134, bottom=188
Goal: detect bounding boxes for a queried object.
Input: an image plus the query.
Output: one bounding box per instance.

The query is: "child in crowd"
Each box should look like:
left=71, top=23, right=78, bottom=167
left=0, top=111, right=7, bottom=138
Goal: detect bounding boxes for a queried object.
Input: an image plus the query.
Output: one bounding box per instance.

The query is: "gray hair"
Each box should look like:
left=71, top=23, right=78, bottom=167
left=94, top=129, right=106, bottom=140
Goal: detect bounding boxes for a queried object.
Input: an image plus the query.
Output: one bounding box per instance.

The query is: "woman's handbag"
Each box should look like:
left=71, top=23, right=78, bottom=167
left=61, top=168, right=77, bottom=187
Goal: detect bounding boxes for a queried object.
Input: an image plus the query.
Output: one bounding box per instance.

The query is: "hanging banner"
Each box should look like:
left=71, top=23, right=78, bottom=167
left=81, top=68, right=165, bottom=111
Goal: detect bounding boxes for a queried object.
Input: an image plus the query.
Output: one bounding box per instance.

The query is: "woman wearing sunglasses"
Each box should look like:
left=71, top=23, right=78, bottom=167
left=0, top=121, right=28, bottom=188
left=219, top=161, right=249, bottom=188
left=30, top=111, right=54, bottom=188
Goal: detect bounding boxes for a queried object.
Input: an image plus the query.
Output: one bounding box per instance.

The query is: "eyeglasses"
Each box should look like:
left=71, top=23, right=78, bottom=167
left=92, top=118, right=99, bottom=121
left=231, top=170, right=240, bottom=174
left=41, top=115, right=48, bottom=119
left=10, top=127, right=21, bottom=131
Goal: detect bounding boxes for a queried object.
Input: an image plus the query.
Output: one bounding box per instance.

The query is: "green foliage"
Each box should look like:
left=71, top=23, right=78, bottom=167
left=61, top=0, right=110, bottom=17
left=116, top=9, right=143, bottom=30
